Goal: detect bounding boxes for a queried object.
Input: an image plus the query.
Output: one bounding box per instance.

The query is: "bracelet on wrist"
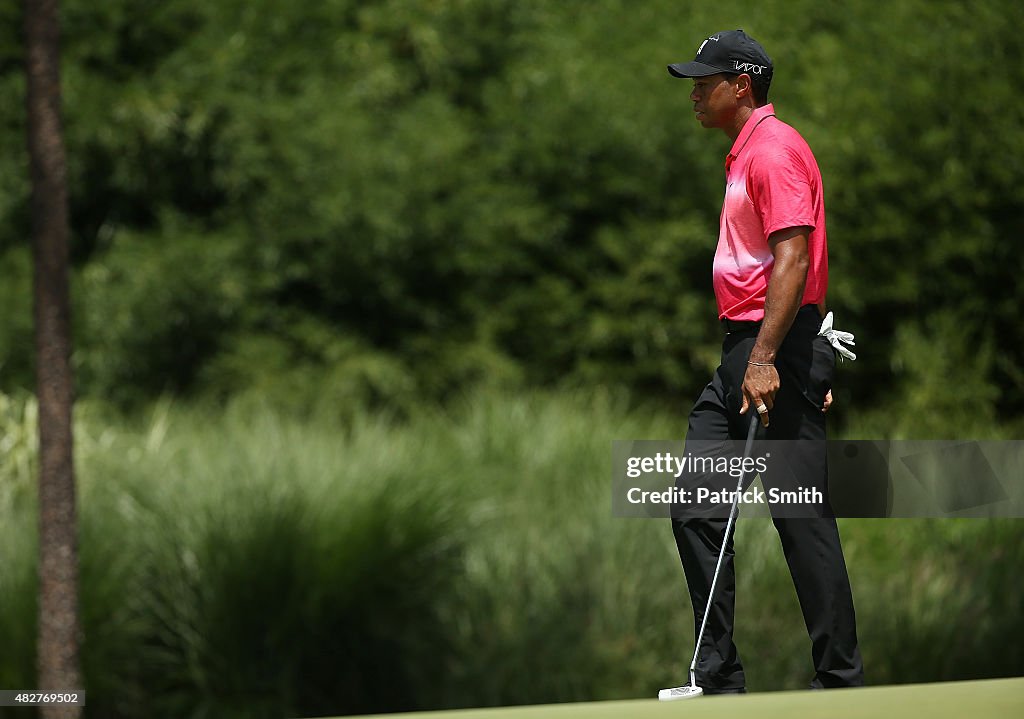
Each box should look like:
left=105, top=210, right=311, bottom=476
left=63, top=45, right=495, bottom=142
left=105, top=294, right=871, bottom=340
left=747, top=360, right=774, bottom=366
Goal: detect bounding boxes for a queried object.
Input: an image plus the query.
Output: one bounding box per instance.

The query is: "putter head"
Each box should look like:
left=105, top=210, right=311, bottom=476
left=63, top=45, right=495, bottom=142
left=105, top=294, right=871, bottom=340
left=658, top=685, right=704, bottom=701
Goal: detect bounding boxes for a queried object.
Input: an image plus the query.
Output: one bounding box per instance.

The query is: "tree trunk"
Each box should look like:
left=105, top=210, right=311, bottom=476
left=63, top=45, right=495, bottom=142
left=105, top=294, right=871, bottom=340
left=25, top=0, right=82, bottom=717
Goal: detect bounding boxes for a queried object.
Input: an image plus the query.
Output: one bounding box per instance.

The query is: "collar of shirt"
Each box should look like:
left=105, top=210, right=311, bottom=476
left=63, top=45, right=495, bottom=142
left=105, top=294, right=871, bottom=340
left=724, top=103, right=776, bottom=173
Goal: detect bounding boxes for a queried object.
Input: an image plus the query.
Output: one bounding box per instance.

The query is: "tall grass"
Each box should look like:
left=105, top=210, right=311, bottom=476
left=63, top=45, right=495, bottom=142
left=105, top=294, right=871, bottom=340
left=0, top=390, right=1021, bottom=717
left=2, top=397, right=467, bottom=718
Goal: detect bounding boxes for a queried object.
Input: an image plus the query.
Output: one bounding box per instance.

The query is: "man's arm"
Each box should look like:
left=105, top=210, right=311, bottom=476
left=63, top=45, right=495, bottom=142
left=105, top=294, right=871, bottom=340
left=741, top=225, right=811, bottom=426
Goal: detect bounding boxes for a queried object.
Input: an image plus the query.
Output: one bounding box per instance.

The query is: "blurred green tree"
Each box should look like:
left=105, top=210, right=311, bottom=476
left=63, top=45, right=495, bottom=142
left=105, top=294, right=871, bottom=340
left=0, top=0, right=1020, bottom=432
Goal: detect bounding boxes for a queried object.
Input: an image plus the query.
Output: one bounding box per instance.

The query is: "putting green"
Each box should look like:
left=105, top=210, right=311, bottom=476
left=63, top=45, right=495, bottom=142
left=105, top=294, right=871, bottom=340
left=337, top=677, right=1023, bottom=719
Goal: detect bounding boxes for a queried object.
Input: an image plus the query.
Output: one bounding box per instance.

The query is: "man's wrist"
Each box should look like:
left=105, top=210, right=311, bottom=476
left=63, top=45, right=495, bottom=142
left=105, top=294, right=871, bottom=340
left=748, top=345, right=777, bottom=364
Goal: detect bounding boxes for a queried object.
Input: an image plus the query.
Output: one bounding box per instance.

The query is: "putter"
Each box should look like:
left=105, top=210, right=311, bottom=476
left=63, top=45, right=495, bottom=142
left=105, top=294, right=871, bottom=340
left=659, top=411, right=760, bottom=701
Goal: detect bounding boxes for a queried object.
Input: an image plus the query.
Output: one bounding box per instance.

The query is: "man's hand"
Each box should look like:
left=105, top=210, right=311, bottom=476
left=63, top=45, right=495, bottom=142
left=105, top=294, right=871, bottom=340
left=823, top=389, right=833, bottom=413
left=741, top=364, right=780, bottom=427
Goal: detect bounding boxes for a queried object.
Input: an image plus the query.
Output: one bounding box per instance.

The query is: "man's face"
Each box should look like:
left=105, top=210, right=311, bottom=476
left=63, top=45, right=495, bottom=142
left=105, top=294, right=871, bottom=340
left=689, top=74, right=737, bottom=129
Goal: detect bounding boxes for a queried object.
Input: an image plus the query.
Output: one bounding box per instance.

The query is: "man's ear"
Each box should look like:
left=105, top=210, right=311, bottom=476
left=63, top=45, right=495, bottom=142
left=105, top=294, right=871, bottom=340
left=734, top=73, right=753, bottom=99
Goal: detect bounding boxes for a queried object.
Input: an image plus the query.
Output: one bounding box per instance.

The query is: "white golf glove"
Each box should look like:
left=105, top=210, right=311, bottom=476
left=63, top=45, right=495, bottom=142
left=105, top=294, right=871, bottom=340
left=818, top=311, right=857, bottom=361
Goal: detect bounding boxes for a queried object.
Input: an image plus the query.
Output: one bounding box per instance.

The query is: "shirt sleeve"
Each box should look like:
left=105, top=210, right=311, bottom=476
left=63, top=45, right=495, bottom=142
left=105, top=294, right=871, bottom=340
left=746, top=147, right=816, bottom=239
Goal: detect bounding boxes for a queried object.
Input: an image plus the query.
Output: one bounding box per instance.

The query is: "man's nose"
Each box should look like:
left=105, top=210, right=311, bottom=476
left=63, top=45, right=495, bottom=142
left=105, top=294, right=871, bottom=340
left=689, top=88, right=699, bottom=102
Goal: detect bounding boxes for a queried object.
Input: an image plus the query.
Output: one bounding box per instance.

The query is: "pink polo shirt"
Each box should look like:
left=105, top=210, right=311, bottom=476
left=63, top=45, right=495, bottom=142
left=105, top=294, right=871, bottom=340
left=714, top=103, right=828, bottom=321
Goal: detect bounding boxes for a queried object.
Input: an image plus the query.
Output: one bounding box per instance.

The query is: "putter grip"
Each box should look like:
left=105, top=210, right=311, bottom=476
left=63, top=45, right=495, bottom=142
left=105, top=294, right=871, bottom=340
left=743, top=411, right=758, bottom=457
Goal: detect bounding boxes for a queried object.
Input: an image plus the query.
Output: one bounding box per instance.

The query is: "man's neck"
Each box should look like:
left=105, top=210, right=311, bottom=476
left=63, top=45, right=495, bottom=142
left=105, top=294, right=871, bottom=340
left=723, top=104, right=756, bottom=141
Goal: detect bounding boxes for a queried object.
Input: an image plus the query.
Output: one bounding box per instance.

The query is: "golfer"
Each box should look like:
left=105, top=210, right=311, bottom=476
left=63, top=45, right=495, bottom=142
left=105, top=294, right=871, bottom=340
left=663, top=30, right=864, bottom=695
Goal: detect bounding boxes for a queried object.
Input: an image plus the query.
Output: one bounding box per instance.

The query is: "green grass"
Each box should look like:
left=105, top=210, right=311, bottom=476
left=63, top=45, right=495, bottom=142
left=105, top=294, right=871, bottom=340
left=337, top=678, right=1024, bottom=719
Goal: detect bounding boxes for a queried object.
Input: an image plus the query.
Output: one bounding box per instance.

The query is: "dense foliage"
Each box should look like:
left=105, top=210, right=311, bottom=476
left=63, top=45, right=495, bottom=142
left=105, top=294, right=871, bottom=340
left=1, top=0, right=1022, bottom=434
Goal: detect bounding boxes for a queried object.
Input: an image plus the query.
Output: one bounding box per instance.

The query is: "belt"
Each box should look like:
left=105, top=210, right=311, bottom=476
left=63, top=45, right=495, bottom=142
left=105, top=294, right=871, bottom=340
left=720, top=305, right=822, bottom=334
left=721, top=317, right=761, bottom=333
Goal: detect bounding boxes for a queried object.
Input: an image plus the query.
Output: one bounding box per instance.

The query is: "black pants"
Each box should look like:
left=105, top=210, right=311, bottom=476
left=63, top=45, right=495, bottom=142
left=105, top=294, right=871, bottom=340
left=671, top=306, right=864, bottom=691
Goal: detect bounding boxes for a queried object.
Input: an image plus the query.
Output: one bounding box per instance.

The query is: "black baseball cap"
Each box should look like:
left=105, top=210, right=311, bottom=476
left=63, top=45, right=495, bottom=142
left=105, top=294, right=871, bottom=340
left=668, top=29, right=773, bottom=80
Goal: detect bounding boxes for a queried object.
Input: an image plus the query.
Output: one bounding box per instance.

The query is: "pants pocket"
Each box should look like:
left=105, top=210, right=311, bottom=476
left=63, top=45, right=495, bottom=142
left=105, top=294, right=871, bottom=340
left=806, top=334, right=836, bottom=408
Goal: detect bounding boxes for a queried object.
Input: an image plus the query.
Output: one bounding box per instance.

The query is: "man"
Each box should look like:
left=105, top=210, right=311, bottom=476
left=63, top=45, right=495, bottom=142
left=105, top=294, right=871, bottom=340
left=661, top=30, right=864, bottom=696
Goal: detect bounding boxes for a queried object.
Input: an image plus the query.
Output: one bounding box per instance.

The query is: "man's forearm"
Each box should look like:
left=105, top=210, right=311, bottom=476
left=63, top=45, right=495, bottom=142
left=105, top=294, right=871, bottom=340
left=748, top=245, right=808, bottom=364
